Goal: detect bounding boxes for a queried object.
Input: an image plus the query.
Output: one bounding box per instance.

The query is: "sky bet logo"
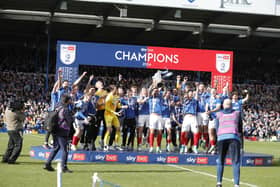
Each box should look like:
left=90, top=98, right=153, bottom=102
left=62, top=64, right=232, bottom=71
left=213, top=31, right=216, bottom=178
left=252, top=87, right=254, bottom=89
left=126, top=156, right=137, bottom=162
left=106, top=154, right=118, bottom=162
left=72, top=153, right=86, bottom=161
left=167, top=156, right=179, bottom=164
left=220, top=0, right=252, bottom=8
left=196, top=157, right=208, bottom=164
left=95, top=154, right=105, bottom=161
left=187, top=0, right=196, bottom=3
left=136, top=155, right=149, bottom=163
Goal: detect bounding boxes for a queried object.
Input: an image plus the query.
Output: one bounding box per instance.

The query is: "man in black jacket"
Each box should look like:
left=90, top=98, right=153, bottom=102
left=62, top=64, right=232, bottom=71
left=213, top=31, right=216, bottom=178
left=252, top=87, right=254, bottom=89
left=44, top=95, right=74, bottom=173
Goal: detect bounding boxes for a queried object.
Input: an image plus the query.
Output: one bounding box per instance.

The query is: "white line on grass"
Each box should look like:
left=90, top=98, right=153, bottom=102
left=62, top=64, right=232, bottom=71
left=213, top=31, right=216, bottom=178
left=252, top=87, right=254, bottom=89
left=168, top=164, right=258, bottom=187
left=26, top=134, right=45, bottom=139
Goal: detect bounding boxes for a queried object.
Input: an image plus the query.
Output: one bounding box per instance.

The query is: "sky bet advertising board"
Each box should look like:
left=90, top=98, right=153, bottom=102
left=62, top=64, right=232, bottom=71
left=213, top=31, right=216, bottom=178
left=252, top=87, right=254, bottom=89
left=56, top=41, right=233, bottom=92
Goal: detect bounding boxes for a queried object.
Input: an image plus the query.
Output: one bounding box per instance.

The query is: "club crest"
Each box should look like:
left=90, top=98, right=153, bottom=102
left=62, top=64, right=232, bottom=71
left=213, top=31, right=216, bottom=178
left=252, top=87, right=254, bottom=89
left=60, top=44, right=76, bottom=65
left=216, top=54, right=230, bottom=73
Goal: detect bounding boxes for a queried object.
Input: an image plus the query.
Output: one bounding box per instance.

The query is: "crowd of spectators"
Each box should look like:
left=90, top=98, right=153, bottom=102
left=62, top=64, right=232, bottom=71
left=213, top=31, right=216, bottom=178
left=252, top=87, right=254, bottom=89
left=0, top=71, right=55, bottom=133
left=0, top=64, right=279, bottom=140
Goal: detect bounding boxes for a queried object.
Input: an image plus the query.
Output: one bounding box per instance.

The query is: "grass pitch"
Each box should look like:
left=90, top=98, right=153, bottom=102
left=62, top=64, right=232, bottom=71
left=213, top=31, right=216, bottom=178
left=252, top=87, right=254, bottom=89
left=0, top=133, right=279, bottom=187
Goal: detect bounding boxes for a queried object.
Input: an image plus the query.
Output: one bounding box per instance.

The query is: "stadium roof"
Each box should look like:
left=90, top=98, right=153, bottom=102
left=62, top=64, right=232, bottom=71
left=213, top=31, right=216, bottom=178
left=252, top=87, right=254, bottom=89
left=1, top=0, right=280, bottom=56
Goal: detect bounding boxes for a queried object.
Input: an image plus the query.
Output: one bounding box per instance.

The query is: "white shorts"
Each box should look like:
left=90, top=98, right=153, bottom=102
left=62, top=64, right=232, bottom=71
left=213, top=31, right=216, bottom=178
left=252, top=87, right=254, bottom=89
left=149, top=113, right=164, bottom=130
left=208, top=119, right=217, bottom=129
left=74, top=119, right=85, bottom=130
left=182, top=114, right=198, bottom=133
left=197, top=112, right=209, bottom=126
left=137, top=115, right=149, bottom=127
left=163, top=117, right=171, bottom=129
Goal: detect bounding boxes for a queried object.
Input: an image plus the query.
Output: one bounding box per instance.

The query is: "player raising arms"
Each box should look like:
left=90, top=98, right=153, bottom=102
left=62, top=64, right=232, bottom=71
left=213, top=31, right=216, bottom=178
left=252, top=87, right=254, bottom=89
left=148, top=88, right=164, bottom=153
left=103, top=85, right=127, bottom=151
left=196, top=83, right=210, bottom=151
left=95, top=80, right=108, bottom=148
left=206, top=88, right=222, bottom=154
left=231, top=90, right=249, bottom=112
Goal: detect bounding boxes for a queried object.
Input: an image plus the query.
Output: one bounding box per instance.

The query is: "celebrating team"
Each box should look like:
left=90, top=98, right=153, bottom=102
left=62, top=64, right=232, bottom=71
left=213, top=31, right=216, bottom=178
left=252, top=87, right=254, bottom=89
left=46, top=71, right=249, bottom=154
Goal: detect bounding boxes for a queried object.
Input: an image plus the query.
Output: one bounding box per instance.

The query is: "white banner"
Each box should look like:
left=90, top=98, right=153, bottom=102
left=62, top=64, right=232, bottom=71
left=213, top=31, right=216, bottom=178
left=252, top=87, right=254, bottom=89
left=276, top=0, right=280, bottom=15
left=76, top=0, right=276, bottom=16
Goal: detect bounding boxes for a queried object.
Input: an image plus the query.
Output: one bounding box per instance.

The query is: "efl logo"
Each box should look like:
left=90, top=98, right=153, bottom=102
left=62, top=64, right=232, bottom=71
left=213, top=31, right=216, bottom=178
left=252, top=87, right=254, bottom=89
left=167, top=156, right=179, bottom=164
left=226, top=158, right=232, bottom=165
left=106, top=155, right=118, bottom=162
left=196, top=157, right=208, bottom=164
left=30, top=150, right=35, bottom=157
left=45, top=152, right=51, bottom=159
left=73, top=153, right=86, bottom=161
left=68, top=46, right=75, bottom=51
left=136, top=156, right=149, bottom=163
left=255, top=158, right=264, bottom=166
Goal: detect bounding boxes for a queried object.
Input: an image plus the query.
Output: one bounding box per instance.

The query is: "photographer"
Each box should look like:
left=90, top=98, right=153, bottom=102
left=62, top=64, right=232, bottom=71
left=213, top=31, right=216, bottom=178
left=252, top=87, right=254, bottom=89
left=2, top=100, right=25, bottom=164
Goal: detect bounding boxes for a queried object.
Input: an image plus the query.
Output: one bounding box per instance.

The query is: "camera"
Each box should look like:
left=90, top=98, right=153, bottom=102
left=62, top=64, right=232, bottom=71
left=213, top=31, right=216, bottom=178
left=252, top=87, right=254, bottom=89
left=8, top=99, right=24, bottom=112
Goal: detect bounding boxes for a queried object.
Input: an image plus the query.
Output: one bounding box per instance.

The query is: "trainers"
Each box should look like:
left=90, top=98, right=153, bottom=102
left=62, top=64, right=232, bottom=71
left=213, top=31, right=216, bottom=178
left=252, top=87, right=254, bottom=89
left=192, top=146, right=198, bottom=154
left=149, top=147, right=154, bottom=153
left=44, top=164, right=55, bottom=172
left=83, top=144, right=89, bottom=151
left=156, top=146, right=162, bottom=153
left=179, top=145, right=185, bottom=154
left=137, top=145, right=142, bottom=151
left=216, top=183, right=222, bottom=187
left=208, top=145, right=215, bottom=154
left=184, top=146, right=189, bottom=154
left=115, top=145, right=123, bottom=151
left=43, top=144, right=51, bottom=149
left=166, top=144, right=171, bottom=152
left=62, top=167, right=73, bottom=173
left=71, top=144, right=77, bottom=151
left=234, top=185, right=239, bottom=187
left=103, top=145, right=109, bottom=151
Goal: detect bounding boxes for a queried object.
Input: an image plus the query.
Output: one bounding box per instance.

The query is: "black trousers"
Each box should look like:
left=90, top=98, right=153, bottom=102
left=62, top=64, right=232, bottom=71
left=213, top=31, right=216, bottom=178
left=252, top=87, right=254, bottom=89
left=2, top=130, right=23, bottom=163
left=122, top=118, right=136, bottom=147
left=46, top=135, right=68, bottom=169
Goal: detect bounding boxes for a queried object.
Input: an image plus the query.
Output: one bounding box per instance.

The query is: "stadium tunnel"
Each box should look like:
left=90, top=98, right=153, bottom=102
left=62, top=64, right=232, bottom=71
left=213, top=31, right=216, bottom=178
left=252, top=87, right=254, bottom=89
left=0, top=0, right=280, bottom=82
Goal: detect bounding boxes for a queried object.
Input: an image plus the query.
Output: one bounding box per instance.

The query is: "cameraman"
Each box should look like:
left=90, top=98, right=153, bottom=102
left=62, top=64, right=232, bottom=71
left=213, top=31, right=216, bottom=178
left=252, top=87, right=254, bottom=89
left=2, top=100, right=25, bottom=164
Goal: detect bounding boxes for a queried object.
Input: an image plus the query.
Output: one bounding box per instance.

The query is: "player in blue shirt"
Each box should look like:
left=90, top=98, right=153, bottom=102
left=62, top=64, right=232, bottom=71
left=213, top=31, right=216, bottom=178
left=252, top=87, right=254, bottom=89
left=180, top=90, right=199, bottom=154
left=196, top=83, right=210, bottom=150
left=121, top=89, right=138, bottom=150
left=206, top=88, right=222, bottom=154
left=71, top=94, right=96, bottom=151
left=137, top=87, right=150, bottom=151
left=162, top=90, right=173, bottom=152
left=43, top=70, right=62, bottom=149
left=231, top=90, right=249, bottom=112
left=148, top=88, right=164, bottom=153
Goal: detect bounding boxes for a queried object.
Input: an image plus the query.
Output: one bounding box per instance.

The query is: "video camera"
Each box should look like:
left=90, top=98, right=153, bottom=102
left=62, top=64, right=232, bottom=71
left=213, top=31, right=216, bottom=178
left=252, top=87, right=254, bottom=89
left=8, top=99, right=25, bottom=112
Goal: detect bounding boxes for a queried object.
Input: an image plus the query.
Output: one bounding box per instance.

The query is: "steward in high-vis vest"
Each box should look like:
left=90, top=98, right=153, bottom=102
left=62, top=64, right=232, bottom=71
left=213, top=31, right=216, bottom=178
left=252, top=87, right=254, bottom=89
left=215, top=99, right=242, bottom=187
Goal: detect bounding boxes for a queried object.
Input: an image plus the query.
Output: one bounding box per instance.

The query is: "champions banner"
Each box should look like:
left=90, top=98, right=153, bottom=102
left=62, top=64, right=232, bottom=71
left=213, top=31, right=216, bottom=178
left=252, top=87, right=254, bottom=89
left=56, top=41, right=233, bottom=92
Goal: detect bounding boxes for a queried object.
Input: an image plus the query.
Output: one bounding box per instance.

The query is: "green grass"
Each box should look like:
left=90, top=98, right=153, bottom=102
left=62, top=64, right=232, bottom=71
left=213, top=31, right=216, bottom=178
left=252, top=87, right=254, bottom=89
left=0, top=133, right=280, bottom=187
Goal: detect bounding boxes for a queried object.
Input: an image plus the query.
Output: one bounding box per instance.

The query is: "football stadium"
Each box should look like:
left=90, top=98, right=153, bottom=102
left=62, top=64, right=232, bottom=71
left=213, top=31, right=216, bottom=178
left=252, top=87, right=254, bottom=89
left=0, top=0, right=280, bottom=187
